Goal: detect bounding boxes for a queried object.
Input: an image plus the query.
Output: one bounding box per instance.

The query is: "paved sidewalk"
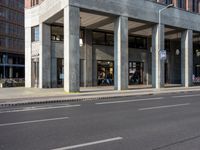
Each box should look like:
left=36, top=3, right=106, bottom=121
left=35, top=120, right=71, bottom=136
left=0, top=85, right=200, bottom=107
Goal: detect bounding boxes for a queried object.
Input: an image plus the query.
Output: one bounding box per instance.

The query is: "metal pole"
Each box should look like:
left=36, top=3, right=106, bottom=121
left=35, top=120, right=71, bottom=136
left=158, top=4, right=174, bottom=87
left=158, top=4, right=174, bottom=52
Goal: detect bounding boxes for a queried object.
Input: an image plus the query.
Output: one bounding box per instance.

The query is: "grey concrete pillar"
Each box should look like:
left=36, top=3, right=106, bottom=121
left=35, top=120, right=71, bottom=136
left=181, top=29, right=193, bottom=87
left=51, top=57, right=57, bottom=88
left=25, top=27, right=32, bottom=88
left=83, top=29, right=93, bottom=87
left=152, top=24, right=165, bottom=89
left=64, top=6, right=80, bottom=92
left=39, top=23, right=51, bottom=88
left=92, top=49, right=97, bottom=86
left=114, top=16, right=128, bottom=91
left=146, top=37, right=152, bottom=85
left=9, top=67, right=13, bottom=78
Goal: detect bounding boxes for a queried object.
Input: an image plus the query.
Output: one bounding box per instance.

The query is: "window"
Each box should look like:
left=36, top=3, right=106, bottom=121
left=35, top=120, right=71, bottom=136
left=165, top=0, right=172, bottom=5
left=32, top=26, right=39, bottom=42
left=129, top=36, right=147, bottom=49
left=93, top=32, right=106, bottom=45
left=177, top=0, right=185, bottom=9
left=106, top=33, right=114, bottom=46
left=97, top=61, right=114, bottom=86
left=165, top=39, right=171, bottom=51
left=51, top=26, right=64, bottom=41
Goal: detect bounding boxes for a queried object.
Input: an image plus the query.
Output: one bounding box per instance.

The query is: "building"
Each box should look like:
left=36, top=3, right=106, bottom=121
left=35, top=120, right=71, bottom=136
left=0, top=0, right=25, bottom=79
left=24, top=0, right=200, bottom=92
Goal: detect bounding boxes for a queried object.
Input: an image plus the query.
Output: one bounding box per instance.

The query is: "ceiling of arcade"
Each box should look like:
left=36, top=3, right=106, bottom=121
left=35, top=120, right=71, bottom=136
left=54, top=11, right=196, bottom=40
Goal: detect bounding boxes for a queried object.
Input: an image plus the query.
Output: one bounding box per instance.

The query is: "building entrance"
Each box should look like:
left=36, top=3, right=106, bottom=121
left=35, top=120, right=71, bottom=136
left=97, top=61, right=114, bottom=86
left=129, top=61, right=144, bottom=85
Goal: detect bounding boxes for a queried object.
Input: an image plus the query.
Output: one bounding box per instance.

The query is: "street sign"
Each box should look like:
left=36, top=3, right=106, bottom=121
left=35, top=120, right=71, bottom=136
left=159, top=50, right=167, bottom=60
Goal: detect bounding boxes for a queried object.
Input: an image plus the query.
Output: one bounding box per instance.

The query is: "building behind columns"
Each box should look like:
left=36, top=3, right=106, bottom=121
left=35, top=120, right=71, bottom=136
left=24, top=0, right=200, bottom=92
left=0, top=0, right=25, bottom=79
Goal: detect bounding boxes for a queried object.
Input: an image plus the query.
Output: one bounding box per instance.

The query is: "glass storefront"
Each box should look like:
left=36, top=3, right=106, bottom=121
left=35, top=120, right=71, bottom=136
left=97, top=61, right=144, bottom=86
left=129, top=61, right=144, bottom=85
left=97, top=61, right=114, bottom=86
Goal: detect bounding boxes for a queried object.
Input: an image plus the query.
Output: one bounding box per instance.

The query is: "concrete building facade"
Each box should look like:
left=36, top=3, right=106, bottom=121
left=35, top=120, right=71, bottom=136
left=25, top=0, right=200, bottom=92
left=0, top=0, right=25, bottom=79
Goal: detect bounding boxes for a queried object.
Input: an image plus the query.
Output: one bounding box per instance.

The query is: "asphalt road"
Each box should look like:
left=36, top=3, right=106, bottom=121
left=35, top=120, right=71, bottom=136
left=0, top=91, right=200, bottom=150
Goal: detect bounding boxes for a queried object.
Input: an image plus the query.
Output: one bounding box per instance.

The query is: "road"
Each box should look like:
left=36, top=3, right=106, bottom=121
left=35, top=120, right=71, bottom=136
left=0, top=91, right=200, bottom=150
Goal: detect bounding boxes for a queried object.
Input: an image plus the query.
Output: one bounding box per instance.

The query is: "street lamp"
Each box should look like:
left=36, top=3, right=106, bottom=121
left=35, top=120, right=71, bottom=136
left=159, top=4, right=174, bottom=30
left=158, top=4, right=174, bottom=52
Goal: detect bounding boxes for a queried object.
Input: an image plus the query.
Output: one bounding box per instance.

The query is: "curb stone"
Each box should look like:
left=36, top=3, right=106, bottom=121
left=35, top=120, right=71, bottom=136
left=0, top=93, right=155, bottom=108
left=0, top=88, right=199, bottom=108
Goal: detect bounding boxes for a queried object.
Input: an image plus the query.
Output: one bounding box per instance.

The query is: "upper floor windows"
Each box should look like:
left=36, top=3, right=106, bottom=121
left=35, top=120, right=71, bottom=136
left=31, top=26, right=39, bottom=42
left=165, top=0, right=172, bottom=5
left=177, top=0, right=185, bottom=9
left=155, top=0, right=199, bottom=13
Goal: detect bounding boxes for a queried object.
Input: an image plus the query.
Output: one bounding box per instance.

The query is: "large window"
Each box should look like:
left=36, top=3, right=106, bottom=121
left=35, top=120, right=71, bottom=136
left=93, top=32, right=106, bottom=45
left=32, top=26, right=39, bottom=42
left=97, top=61, right=114, bottom=86
left=129, top=62, right=144, bottom=85
left=129, top=36, right=147, bottom=49
left=93, top=31, right=147, bottom=49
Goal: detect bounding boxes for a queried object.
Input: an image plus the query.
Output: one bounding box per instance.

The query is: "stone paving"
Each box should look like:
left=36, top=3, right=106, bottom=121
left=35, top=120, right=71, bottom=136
left=0, top=85, right=199, bottom=106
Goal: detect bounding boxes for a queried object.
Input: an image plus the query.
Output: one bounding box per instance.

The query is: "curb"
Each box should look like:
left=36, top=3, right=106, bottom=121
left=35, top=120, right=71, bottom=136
left=0, top=88, right=199, bottom=108
left=0, top=93, right=153, bottom=108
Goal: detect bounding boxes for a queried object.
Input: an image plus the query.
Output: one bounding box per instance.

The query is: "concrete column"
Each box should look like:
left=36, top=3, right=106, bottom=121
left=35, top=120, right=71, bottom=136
left=114, top=16, right=128, bottom=91
left=39, top=23, right=51, bottom=88
left=92, top=49, right=97, bottom=86
left=25, top=27, right=32, bottom=88
left=152, top=24, right=165, bottom=89
left=51, top=57, right=57, bottom=88
left=181, top=29, right=193, bottom=87
left=83, top=29, right=93, bottom=87
left=9, top=67, right=13, bottom=78
left=146, top=37, right=152, bottom=85
left=64, top=6, right=80, bottom=92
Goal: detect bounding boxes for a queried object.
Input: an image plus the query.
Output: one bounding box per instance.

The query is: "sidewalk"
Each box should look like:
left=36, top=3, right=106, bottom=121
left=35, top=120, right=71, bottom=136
left=0, top=85, right=200, bottom=107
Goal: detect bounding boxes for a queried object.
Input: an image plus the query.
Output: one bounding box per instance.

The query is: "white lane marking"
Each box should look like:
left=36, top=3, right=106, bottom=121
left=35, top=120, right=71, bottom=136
left=172, top=94, right=200, bottom=98
left=96, top=97, right=164, bottom=105
left=139, top=103, right=190, bottom=111
left=0, top=116, right=69, bottom=127
left=0, top=105, right=80, bottom=114
left=52, top=137, right=123, bottom=150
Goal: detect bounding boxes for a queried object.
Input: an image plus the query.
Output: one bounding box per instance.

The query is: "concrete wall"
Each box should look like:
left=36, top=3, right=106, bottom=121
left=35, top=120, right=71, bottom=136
left=25, top=0, right=200, bottom=32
